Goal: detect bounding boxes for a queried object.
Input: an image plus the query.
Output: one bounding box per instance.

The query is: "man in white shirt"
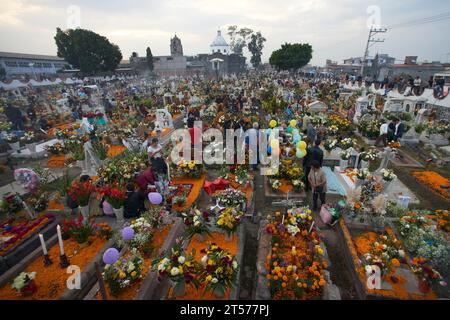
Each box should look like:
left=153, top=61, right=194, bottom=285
left=147, top=138, right=162, bottom=159
left=375, top=119, right=388, bottom=147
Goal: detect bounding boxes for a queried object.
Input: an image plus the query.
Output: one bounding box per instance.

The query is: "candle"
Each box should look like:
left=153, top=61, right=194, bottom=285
left=39, top=234, right=48, bottom=255
left=57, top=225, right=64, bottom=255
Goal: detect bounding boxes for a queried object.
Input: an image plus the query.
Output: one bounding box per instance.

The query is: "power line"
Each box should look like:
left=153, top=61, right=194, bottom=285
left=387, top=11, right=450, bottom=30
left=360, top=27, right=387, bottom=76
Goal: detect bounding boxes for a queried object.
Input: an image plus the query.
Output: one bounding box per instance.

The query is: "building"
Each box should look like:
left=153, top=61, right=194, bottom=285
left=128, top=31, right=246, bottom=77
left=0, top=51, right=68, bottom=78
left=378, top=56, right=445, bottom=81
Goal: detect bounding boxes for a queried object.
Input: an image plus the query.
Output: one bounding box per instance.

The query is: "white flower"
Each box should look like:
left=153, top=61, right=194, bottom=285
left=201, top=255, right=208, bottom=265
left=170, top=267, right=180, bottom=276
left=211, top=278, right=218, bottom=284
left=398, top=250, right=405, bottom=258
left=232, top=261, right=238, bottom=269
left=178, top=256, right=186, bottom=264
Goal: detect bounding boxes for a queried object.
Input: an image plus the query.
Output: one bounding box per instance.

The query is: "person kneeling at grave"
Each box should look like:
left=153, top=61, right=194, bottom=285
left=124, top=183, right=146, bottom=219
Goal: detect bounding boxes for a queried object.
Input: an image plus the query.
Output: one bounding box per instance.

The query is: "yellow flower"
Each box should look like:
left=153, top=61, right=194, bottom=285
left=207, top=259, right=214, bottom=266
left=206, top=275, right=212, bottom=282
left=131, top=271, right=137, bottom=278
left=119, top=272, right=126, bottom=279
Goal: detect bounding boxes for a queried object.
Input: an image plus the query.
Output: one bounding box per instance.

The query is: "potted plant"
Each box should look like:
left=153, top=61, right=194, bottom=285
left=199, top=244, right=239, bottom=298
left=21, top=131, right=37, bottom=153
left=152, top=240, right=200, bottom=298
left=359, top=148, right=378, bottom=168
left=68, top=180, right=94, bottom=220
left=340, top=149, right=352, bottom=170
left=62, top=216, right=96, bottom=247
left=181, top=208, right=211, bottom=242
left=98, top=186, right=126, bottom=223
left=216, top=207, right=244, bottom=242
left=379, top=169, right=397, bottom=192
left=4, top=133, right=20, bottom=151
left=353, top=168, right=371, bottom=188
left=11, top=272, right=37, bottom=296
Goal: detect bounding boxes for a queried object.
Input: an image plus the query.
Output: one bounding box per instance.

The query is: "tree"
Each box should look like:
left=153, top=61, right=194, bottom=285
left=227, top=25, right=253, bottom=55
left=248, top=31, right=266, bottom=69
left=146, top=47, right=154, bottom=71
left=54, top=28, right=122, bottom=75
left=269, top=43, right=313, bottom=71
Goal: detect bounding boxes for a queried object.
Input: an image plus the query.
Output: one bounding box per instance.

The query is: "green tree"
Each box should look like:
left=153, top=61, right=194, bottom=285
left=54, top=28, right=122, bottom=75
left=269, top=43, right=312, bottom=71
left=248, top=31, right=266, bottom=69
left=146, top=47, right=154, bottom=71
left=227, top=26, right=253, bottom=55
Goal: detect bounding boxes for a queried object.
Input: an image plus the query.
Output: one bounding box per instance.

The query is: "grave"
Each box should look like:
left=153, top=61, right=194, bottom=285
left=10, top=139, right=61, bottom=159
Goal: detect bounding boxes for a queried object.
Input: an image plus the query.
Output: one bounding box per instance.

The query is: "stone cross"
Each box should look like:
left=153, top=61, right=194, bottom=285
left=375, top=147, right=396, bottom=173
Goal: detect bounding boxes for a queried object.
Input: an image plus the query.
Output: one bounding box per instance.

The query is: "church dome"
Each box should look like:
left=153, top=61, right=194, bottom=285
left=210, top=30, right=229, bottom=54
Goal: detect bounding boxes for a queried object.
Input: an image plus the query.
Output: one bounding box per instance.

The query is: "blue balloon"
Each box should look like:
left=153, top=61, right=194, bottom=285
left=266, top=128, right=272, bottom=136
left=122, top=227, right=135, bottom=241
left=267, top=146, right=272, bottom=155
left=103, top=248, right=120, bottom=265
left=148, top=192, right=163, bottom=205
left=293, top=134, right=301, bottom=144
left=292, top=129, right=299, bottom=136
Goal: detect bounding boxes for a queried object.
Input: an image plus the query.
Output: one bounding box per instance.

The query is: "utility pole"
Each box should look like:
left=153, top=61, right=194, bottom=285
left=360, top=26, right=387, bottom=77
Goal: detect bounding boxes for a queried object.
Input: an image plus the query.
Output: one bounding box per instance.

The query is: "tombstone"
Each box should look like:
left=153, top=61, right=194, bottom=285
left=415, top=109, right=429, bottom=124
left=156, top=109, right=173, bottom=129
left=308, top=101, right=327, bottom=114
left=375, top=147, right=396, bottom=173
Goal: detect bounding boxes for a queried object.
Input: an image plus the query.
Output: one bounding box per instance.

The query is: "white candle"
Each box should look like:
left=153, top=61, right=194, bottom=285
left=39, top=234, right=48, bottom=255
left=57, top=225, right=64, bottom=255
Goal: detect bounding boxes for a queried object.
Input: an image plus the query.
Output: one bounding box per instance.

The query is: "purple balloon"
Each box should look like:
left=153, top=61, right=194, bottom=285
left=102, top=201, right=114, bottom=216
left=103, top=248, right=120, bottom=265
left=148, top=192, right=163, bottom=205
left=122, top=227, right=135, bottom=241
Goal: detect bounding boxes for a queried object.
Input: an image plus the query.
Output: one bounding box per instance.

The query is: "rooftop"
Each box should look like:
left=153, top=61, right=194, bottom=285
left=211, top=30, right=229, bottom=47
left=0, top=51, right=64, bottom=61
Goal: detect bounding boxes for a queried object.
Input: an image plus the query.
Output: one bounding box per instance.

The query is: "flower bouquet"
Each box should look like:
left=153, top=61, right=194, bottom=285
left=360, top=232, right=402, bottom=276
left=11, top=272, right=37, bottom=296
left=20, top=131, right=36, bottom=144
left=323, top=139, right=338, bottom=152
left=292, top=180, right=305, bottom=192
left=326, top=125, right=339, bottom=135
left=270, top=179, right=281, bottom=191
left=380, top=169, right=397, bottom=182
left=181, top=208, right=211, bottom=240
left=4, top=133, right=19, bottom=144
left=233, top=165, right=250, bottom=186
left=199, top=244, right=239, bottom=298
left=216, top=188, right=246, bottom=209
left=411, top=257, right=447, bottom=292
left=91, top=140, right=108, bottom=161
left=360, top=149, right=379, bottom=162
left=45, top=142, right=66, bottom=155
left=120, top=217, right=154, bottom=256
left=173, top=160, right=204, bottom=179
left=340, top=149, right=352, bottom=160
left=98, top=185, right=126, bottom=209
left=152, top=240, right=200, bottom=297
left=0, top=193, right=24, bottom=216
left=103, top=249, right=144, bottom=296
left=353, top=168, right=371, bottom=181
left=61, top=216, right=97, bottom=245
left=68, top=180, right=94, bottom=207
left=340, top=138, right=355, bottom=150
left=216, top=207, right=244, bottom=237
left=387, top=141, right=401, bottom=150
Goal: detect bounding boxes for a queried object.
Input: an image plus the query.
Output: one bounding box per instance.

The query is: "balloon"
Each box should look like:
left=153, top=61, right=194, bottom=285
left=290, top=120, right=297, bottom=128
left=297, top=141, right=307, bottom=150
left=103, top=248, right=120, bottom=265
left=270, top=139, right=279, bottom=149
left=269, top=120, right=277, bottom=128
left=266, top=128, right=272, bottom=136
left=122, top=227, right=135, bottom=241
left=286, top=127, right=293, bottom=134
left=292, top=128, right=299, bottom=136
left=102, top=201, right=114, bottom=216
left=148, top=192, right=163, bottom=205
left=267, top=146, right=272, bottom=155
left=296, top=149, right=307, bottom=159
left=293, top=134, right=301, bottom=143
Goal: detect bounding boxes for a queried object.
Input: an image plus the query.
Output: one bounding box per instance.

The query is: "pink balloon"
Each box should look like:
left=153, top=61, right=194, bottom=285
left=102, top=200, right=115, bottom=216
left=148, top=192, right=163, bottom=205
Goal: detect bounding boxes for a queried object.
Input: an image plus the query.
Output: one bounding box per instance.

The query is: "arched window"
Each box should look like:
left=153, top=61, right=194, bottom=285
left=405, top=104, right=411, bottom=112
left=218, top=49, right=221, bottom=53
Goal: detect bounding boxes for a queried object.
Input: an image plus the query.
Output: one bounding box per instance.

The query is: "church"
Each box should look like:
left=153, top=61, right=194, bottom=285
left=128, top=30, right=246, bottom=77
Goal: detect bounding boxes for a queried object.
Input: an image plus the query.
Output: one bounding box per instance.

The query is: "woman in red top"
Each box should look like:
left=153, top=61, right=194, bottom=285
left=135, top=167, right=157, bottom=194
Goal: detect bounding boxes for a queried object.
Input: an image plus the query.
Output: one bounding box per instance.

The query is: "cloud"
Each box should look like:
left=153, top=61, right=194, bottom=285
left=0, top=0, right=449, bottom=65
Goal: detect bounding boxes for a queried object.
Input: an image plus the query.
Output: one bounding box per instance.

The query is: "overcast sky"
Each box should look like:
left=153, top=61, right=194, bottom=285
left=1, top=0, right=450, bottom=66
